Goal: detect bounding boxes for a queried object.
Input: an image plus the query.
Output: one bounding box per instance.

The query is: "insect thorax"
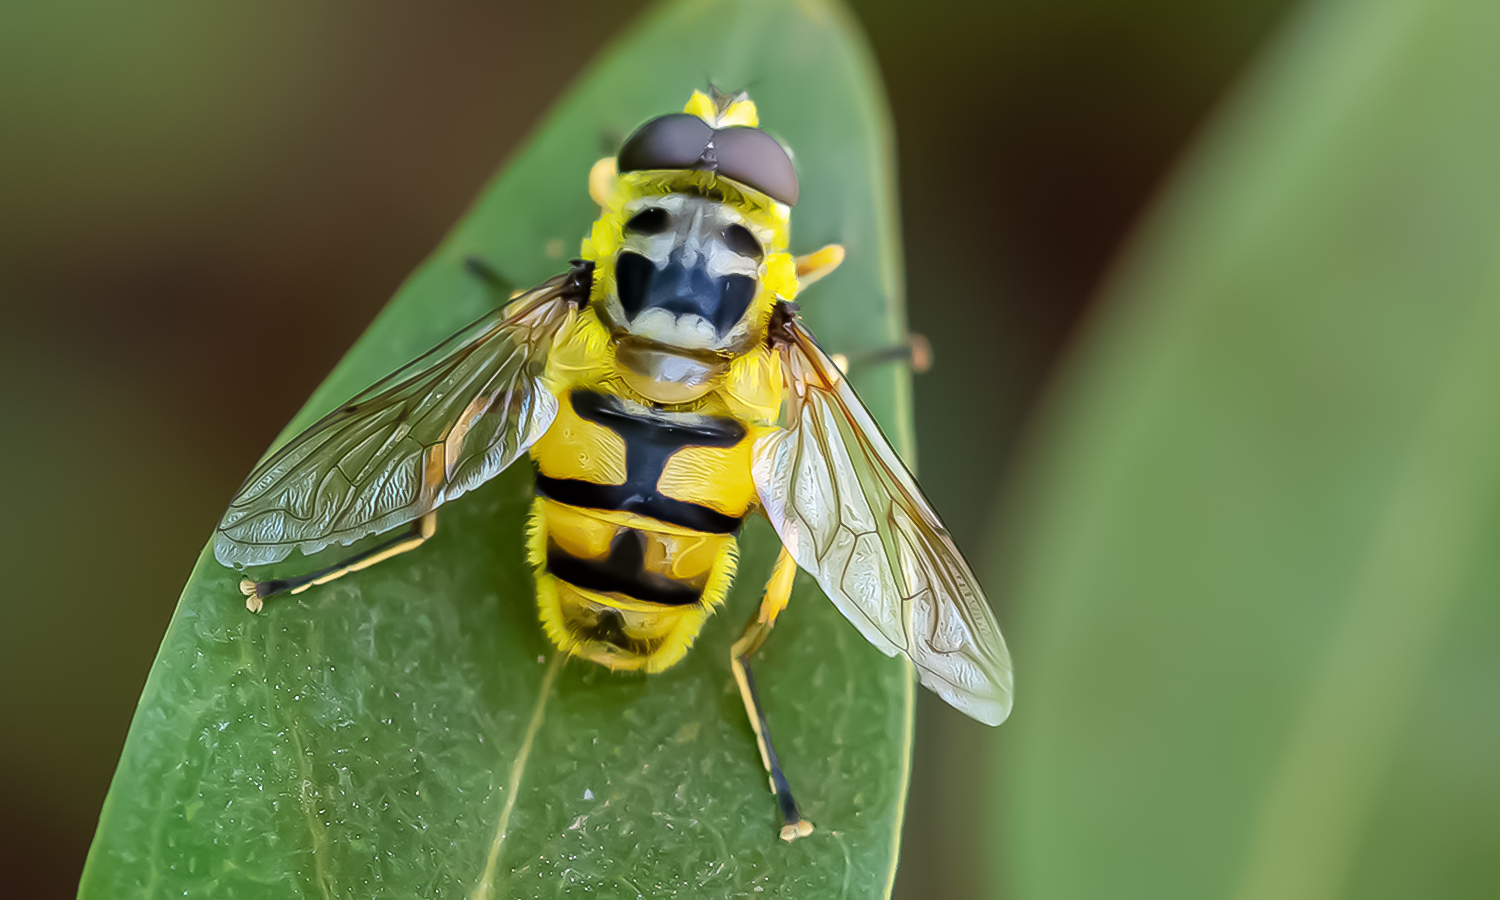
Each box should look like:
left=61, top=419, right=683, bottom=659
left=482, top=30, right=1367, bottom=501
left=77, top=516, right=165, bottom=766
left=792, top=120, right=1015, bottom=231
left=580, top=163, right=798, bottom=403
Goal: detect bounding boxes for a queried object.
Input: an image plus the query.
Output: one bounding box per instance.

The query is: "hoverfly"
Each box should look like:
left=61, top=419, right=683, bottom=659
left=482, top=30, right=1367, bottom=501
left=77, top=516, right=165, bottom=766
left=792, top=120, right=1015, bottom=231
left=214, top=89, right=1013, bottom=841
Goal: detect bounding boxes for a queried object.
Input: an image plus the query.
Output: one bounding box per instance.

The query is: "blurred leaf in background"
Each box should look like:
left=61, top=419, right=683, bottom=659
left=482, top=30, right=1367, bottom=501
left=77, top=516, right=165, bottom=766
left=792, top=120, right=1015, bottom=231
left=994, top=0, right=1500, bottom=897
left=78, top=0, right=920, bottom=897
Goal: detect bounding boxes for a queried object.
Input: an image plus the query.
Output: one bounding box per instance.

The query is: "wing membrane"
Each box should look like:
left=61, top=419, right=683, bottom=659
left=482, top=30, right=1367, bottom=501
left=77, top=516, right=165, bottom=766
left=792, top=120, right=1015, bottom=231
left=752, top=319, right=1013, bottom=725
left=214, top=277, right=577, bottom=567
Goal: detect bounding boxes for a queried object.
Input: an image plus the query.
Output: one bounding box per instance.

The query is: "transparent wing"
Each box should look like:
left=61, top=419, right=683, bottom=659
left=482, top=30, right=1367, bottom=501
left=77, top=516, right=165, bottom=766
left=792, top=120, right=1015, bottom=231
left=214, top=275, right=579, bottom=567
left=752, top=318, right=1014, bottom=725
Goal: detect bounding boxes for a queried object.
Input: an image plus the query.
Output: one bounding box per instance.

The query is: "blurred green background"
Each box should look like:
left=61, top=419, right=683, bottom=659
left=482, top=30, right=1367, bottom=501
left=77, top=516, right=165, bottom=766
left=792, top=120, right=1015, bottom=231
left=8, top=0, right=1496, bottom=898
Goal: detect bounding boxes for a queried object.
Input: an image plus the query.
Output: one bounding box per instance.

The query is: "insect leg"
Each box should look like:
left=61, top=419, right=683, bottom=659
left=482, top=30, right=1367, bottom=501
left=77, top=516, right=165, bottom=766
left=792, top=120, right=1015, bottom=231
left=588, top=156, right=618, bottom=208
left=463, top=256, right=513, bottom=294
left=792, top=244, right=931, bottom=373
left=238, top=512, right=437, bottom=613
left=730, top=546, right=814, bottom=842
left=794, top=244, right=844, bottom=287
left=829, top=333, right=932, bottom=376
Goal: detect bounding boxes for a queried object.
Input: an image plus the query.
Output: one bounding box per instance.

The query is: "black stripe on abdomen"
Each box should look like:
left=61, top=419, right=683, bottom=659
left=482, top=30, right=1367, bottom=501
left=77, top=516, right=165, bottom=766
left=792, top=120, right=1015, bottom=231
left=535, top=389, right=747, bottom=534
left=535, top=474, right=742, bottom=534
left=546, top=529, right=702, bottom=606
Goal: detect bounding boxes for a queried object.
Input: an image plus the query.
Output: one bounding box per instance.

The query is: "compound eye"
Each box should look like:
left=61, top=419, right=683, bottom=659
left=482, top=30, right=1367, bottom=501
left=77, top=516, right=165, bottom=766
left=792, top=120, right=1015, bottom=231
left=624, top=207, right=671, bottom=235
left=723, top=223, right=763, bottom=260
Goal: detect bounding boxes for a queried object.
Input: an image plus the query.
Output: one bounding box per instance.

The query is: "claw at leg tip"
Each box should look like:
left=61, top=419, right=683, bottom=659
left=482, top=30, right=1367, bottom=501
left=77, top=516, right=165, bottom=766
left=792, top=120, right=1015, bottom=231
left=909, top=333, right=933, bottom=373
left=239, top=579, right=264, bottom=613
left=780, top=820, right=815, bottom=842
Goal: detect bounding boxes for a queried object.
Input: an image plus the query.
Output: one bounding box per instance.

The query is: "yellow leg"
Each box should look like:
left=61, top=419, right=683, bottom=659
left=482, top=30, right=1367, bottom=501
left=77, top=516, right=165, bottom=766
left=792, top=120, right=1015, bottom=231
left=795, top=243, right=929, bottom=375
left=589, top=156, right=618, bottom=208
left=239, top=513, right=437, bottom=613
left=829, top=333, right=931, bottom=376
left=795, top=244, right=844, bottom=287
left=730, top=546, right=814, bottom=842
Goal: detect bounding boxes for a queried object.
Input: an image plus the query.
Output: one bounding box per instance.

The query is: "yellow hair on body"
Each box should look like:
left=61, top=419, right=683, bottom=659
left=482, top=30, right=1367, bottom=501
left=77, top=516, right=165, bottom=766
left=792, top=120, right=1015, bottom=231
left=683, top=88, right=760, bottom=127
left=539, top=305, right=614, bottom=395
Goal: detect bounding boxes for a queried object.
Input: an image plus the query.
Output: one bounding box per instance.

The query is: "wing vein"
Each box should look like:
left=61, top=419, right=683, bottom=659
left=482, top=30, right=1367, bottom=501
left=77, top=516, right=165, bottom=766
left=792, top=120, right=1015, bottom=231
left=752, top=318, right=1013, bottom=725
left=214, top=276, right=577, bottom=567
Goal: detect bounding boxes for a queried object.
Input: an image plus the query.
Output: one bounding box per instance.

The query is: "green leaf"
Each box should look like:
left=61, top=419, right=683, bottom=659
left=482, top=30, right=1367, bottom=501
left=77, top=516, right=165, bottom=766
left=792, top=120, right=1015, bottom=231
left=992, top=0, right=1500, bottom=898
left=79, top=2, right=917, bottom=897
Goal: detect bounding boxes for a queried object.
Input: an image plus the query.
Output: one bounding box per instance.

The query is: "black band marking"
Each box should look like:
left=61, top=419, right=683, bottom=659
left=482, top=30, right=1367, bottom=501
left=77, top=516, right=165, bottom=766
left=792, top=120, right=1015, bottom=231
left=536, top=476, right=742, bottom=534
left=546, top=530, right=703, bottom=607
left=537, top=390, right=746, bottom=534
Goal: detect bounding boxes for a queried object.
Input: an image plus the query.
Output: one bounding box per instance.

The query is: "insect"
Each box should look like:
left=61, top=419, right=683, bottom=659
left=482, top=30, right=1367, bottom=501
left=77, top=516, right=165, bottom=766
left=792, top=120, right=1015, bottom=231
left=215, top=89, right=1013, bottom=842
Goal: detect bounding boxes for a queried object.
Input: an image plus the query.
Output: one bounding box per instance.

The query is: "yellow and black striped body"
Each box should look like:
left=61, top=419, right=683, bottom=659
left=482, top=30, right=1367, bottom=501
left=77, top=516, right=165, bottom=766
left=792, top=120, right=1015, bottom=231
left=526, top=309, right=784, bottom=672
left=528, top=89, right=799, bottom=673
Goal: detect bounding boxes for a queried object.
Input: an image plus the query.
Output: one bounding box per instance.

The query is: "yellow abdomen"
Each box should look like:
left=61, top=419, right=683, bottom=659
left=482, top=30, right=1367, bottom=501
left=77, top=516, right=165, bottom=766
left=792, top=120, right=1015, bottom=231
left=526, top=381, right=764, bottom=672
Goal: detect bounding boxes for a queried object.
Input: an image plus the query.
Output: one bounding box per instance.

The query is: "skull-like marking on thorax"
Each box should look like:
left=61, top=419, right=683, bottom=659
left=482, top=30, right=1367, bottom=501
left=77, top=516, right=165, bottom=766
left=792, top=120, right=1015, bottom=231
left=605, top=193, right=773, bottom=353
